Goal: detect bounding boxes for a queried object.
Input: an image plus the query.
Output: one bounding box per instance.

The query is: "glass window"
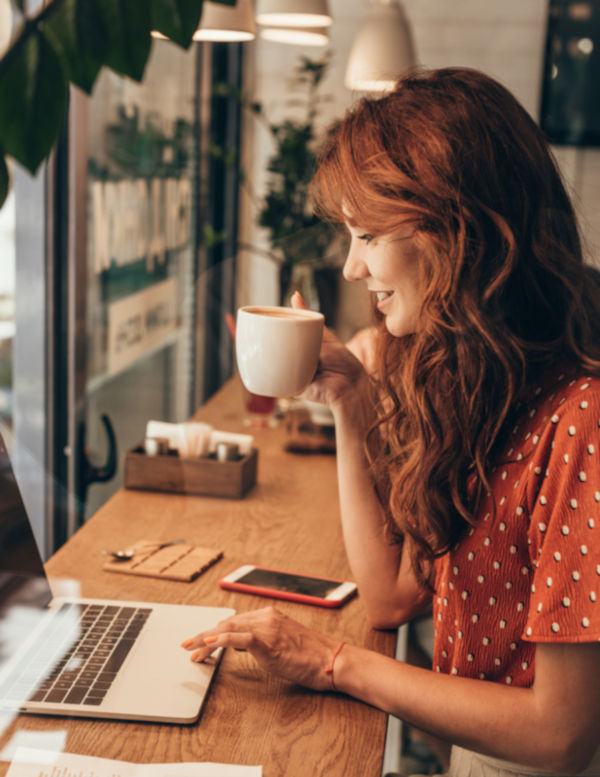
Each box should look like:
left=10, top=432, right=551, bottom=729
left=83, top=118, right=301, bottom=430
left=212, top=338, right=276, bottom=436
left=80, top=40, right=203, bottom=522
left=0, top=191, right=14, bottom=428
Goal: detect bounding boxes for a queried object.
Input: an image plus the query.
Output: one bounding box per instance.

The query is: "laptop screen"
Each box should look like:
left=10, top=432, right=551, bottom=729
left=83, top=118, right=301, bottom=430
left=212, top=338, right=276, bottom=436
left=0, top=433, right=53, bottom=666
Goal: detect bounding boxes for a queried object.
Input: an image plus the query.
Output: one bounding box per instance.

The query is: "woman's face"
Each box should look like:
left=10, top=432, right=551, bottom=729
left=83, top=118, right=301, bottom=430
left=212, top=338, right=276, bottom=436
left=343, top=221, right=422, bottom=337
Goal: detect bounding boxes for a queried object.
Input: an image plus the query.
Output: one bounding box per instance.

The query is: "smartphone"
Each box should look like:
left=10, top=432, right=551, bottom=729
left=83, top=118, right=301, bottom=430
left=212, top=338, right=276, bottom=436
left=218, top=564, right=358, bottom=608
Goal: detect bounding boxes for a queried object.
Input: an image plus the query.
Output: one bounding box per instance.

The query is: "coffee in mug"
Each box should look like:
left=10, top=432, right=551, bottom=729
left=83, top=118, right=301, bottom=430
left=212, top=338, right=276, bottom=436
left=235, top=305, right=324, bottom=397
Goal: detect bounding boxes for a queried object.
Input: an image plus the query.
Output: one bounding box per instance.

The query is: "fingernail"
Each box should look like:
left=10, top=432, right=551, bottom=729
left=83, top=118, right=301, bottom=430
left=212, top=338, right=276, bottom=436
left=181, top=639, right=193, bottom=648
left=191, top=650, right=204, bottom=663
left=203, top=635, right=219, bottom=644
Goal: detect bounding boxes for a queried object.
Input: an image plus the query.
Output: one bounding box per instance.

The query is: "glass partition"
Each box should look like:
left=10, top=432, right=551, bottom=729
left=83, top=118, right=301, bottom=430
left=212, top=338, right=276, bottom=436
left=55, top=40, right=243, bottom=534
left=0, top=191, right=14, bottom=430
left=81, top=41, right=200, bottom=522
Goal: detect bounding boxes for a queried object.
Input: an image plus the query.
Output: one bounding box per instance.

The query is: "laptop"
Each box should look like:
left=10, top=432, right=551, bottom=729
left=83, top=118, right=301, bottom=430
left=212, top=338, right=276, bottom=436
left=0, top=433, right=235, bottom=723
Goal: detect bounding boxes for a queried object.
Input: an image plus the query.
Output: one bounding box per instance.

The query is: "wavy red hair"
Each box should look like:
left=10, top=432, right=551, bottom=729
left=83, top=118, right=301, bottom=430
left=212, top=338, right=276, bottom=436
left=311, top=67, right=600, bottom=586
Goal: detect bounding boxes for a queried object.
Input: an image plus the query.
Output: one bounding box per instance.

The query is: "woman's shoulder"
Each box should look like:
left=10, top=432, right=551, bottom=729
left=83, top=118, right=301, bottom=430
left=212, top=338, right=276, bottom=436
left=503, top=365, right=600, bottom=480
left=529, top=365, right=600, bottom=424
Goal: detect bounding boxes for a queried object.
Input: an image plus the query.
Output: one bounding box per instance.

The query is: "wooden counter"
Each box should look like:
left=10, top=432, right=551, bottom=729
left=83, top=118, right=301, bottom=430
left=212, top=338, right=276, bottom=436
left=0, top=378, right=394, bottom=777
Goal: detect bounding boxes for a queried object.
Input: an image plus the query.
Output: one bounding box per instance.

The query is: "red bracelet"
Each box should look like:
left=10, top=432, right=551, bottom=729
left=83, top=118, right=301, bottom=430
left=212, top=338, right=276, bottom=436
left=324, top=641, right=346, bottom=691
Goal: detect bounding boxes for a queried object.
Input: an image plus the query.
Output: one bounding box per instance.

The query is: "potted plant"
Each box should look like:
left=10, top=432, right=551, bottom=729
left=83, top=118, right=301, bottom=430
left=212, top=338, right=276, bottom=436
left=254, top=54, right=344, bottom=315
left=212, top=53, right=345, bottom=319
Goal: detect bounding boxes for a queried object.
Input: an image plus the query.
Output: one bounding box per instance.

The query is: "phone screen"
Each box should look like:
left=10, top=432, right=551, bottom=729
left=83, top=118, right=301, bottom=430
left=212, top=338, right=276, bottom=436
left=236, top=568, right=340, bottom=598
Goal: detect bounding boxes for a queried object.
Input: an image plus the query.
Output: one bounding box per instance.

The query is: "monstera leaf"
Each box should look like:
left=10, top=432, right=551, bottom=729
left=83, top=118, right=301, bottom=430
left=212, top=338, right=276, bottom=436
left=0, top=0, right=235, bottom=208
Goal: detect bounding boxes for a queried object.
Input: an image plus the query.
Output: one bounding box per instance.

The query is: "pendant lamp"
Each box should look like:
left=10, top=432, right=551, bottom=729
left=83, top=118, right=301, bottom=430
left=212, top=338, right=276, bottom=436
left=255, top=0, right=332, bottom=28
left=260, top=26, right=329, bottom=46
left=0, top=0, right=12, bottom=56
left=193, top=0, right=256, bottom=41
left=344, top=0, right=415, bottom=92
left=152, top=0, right=256, bottom=42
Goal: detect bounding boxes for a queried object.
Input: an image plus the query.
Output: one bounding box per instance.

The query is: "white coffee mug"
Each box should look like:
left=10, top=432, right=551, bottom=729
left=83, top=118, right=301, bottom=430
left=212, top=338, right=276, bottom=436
left=236, top=305, right=324, bottom=397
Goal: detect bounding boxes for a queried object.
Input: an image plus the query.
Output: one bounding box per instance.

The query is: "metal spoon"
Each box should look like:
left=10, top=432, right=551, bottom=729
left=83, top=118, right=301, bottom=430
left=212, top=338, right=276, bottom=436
left=102, top=538, right=184, bottom=561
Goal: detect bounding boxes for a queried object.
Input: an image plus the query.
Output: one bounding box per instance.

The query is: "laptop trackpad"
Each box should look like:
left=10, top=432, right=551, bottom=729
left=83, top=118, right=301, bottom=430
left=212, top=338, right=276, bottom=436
left=104, top=604, right=234, bottom=723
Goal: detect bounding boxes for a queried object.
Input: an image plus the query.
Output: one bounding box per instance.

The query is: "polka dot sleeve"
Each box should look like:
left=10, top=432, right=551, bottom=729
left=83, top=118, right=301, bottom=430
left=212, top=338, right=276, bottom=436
left=524, top=383, right=600, bottom=643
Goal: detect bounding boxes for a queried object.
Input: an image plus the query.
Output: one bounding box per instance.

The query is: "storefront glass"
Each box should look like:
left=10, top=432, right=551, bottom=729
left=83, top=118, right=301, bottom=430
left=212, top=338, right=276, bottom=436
left=80, top=40, right=202, bottom=521
left=0, top=191, right=14, bottom=429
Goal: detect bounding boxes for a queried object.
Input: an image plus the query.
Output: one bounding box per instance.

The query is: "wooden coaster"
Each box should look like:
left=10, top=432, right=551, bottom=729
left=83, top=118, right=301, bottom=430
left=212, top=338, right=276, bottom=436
left=103, top=541, right=223, bottom=582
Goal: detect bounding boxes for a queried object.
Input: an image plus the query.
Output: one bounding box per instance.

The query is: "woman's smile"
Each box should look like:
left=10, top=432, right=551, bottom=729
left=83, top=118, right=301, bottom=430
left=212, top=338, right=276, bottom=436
left=372, top=289, right=395, bottom=311
left=343, top=223, right=421, bottom=337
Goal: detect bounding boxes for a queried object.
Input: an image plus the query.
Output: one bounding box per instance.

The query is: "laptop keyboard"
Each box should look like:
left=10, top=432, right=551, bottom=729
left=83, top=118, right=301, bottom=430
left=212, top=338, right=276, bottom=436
left=0, top=602, right=152, bottom=707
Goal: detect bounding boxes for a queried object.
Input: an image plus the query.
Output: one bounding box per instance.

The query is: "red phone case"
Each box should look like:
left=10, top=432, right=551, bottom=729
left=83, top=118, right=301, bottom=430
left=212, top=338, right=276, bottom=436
left=218, top=565, right=356, bottom=608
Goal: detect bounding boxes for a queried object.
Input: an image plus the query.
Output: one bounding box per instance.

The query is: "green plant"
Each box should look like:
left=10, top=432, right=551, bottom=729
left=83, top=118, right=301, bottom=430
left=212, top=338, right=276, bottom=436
left=253, top=54, right=342, bottom=301
left=212, top=54, right=343, bottom=305
left=0, top=0, right=234, bottom=208
left=88, top=106, right=194, bottom=181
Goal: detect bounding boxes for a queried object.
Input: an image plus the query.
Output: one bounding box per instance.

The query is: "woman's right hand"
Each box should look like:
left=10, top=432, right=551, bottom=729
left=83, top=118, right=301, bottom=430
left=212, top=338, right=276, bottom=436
left=291, top=291, right=370, bottom=412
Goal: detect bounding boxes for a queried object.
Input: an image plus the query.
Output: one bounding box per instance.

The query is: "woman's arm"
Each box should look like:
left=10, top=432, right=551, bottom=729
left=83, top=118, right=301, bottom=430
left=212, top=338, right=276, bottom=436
left=293, top=300, right=428, bottom=626
left=335, top=637, right=600, bottom=774
left=183, top=608, right=600, bottom=775
left=332, top=390, right=430, bottom=627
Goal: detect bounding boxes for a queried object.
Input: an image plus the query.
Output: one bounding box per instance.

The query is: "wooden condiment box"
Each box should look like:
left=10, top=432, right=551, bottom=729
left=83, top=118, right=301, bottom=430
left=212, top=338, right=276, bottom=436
left=124, top=445, right=258, bottom=498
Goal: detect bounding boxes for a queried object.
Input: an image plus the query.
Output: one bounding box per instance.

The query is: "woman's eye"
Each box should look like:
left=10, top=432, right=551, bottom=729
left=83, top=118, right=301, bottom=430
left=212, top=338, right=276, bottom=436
left=357, top=233, right=375, bottom=245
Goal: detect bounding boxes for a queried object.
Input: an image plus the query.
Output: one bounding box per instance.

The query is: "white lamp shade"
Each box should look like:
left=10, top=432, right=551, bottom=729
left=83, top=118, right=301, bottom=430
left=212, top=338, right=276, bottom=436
left=255, top=0, right=332, bottom=28
left=345, top=0, right=416, bottom=92
left=0, top=0, right=13, bottom=56
left=193, top=0, right=256, bottom=41
left=260, top=25, right=329, bottom=46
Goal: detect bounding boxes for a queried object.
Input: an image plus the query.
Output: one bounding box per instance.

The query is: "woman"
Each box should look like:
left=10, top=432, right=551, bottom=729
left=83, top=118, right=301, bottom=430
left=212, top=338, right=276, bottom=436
left=182, top=68, right=600, bottom=775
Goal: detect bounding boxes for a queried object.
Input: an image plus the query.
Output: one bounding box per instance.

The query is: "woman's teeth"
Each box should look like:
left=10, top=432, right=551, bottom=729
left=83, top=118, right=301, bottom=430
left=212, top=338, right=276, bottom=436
left=376, top=291, right=393, bottom=301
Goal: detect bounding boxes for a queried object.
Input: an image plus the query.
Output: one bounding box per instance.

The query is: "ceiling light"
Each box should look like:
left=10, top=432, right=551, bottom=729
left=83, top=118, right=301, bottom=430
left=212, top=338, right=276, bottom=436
left=193, top=0, right=256, bottom=41
left=0, top=0, right=12, bottom=56
left=152, top=0, right=256, bottom=43
left=255, top=0, right=332, bottom=28
left=260, top=26, right=329, bottom=46
left=344, top=0, right=416, bottom=92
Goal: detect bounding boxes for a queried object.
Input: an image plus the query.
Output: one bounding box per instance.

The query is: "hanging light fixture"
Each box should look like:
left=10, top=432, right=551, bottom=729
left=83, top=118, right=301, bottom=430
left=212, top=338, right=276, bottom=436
left=152, top=0, right=256, bottom=43
left=255, top=0, right=332, bottom=28
left=344, top=0, right=416, bottom=92
left=260, top=26, right=329, bottom=46
left=0, top=0, right=13, bottom=56
left=193, top=0, right=256, bottom=41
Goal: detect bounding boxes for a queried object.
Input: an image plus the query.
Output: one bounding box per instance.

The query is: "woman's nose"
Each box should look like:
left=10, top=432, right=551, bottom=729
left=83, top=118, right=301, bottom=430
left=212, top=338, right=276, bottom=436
left=343, top=246, right=369, bottom=282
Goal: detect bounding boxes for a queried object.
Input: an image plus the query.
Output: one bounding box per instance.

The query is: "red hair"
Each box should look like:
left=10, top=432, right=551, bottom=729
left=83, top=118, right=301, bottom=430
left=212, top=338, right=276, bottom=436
left=312, top=67, right=600, bottom=586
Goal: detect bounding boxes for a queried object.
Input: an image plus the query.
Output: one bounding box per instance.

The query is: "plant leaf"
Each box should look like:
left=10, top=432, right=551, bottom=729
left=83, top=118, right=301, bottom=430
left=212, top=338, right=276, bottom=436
left=0, top=26, right=68, bottom=173
left=202, top=222, right=226, bottom=247
left=149, top=0, right=204, bottom=49
left=97, top=0, right=152, bottom=82
left=42, top=0, right=108, bottom=94
left=0, top=152, right=9, bottom=210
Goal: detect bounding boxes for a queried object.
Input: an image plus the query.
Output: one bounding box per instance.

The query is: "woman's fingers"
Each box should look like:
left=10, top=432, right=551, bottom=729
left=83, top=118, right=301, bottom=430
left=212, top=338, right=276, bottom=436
left=291, top=290, right=309, bottom=310
left=181, top=608, right=271, bottom=652
left=181, top=607, right=340, bottom=691
left=189, top=631, right=254, bottom=662
left=290, top=291, right=338, bottom=346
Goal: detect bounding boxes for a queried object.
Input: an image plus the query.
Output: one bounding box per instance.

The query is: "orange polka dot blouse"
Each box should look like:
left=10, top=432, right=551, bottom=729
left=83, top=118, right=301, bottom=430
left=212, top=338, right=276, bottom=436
left=433, top=367, right=600, bottom=687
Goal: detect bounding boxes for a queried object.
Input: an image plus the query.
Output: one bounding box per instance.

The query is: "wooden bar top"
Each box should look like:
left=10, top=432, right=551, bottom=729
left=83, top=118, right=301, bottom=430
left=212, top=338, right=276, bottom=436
left=0, top=378, right=394, bottom=777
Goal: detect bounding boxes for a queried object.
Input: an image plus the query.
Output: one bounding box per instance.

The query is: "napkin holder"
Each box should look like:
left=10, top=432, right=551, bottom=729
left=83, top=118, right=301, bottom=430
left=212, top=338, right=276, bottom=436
left=124, top=445, right=258, bottom=498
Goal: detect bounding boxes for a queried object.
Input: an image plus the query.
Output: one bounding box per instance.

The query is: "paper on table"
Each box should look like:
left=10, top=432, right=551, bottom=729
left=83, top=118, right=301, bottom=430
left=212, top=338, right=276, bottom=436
left=7, top=748, right=262, bottom=777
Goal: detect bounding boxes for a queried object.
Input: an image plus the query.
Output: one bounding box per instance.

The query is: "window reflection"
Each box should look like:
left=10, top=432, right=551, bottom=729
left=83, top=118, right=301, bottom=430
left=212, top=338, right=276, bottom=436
left=541, top=0, right=600, bottom=145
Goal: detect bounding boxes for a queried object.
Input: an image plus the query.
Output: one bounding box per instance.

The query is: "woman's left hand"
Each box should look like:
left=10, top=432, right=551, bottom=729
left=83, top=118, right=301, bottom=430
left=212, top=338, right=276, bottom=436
left=181, top=606, right=341, bottom=692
